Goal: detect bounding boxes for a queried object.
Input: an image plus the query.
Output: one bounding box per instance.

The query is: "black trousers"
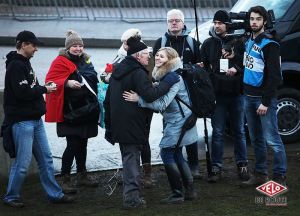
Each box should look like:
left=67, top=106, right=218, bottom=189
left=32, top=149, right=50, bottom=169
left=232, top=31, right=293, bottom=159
left=61, top=135, right=88, bottom=175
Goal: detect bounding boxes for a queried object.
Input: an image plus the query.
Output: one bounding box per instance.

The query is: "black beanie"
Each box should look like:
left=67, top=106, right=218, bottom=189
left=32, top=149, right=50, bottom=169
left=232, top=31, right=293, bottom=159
left=127, top=36, right=148, bottom=56
left=213, top=10, right=230, bottom=24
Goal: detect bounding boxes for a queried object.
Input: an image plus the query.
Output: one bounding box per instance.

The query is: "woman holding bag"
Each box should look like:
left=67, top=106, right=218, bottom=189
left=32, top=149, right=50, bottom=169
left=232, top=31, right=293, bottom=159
left=45, top=30, right=99, bottom=194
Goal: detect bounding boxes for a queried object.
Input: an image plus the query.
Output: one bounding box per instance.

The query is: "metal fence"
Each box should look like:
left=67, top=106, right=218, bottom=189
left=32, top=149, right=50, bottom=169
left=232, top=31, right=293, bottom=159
left=0, top=0, right=237, bottom=22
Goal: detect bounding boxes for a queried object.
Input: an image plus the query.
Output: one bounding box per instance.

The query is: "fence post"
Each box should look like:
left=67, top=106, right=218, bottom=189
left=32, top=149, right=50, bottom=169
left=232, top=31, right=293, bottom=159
left=53, top=0, right=62, bottom=19
left=116, top=0, right=123, bottom=21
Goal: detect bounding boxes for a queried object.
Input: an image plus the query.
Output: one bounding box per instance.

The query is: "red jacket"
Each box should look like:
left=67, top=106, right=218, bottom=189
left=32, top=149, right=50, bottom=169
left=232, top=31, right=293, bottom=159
left=45, top=56, right=76, bottom=122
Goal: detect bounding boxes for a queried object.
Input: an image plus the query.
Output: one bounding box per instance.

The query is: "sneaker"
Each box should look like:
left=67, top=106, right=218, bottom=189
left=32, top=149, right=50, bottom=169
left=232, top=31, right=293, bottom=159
left=160, top=191, right=184, bottom=204
left=123, top=198, right=146, bottom=210
left=3, top=200, right=25, bottom=208
left=237, top=163, right=250, bottom=181
left=240, top=172, right=269, bottom=187
left=273, top=175, right=287, bottom=187
left=207, top=168, right=222, bottom=183
left=52, top=195, right=75, bottom=204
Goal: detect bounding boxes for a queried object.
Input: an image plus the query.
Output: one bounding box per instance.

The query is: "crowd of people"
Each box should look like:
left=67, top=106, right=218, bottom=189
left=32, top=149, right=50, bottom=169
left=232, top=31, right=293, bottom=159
left=1, top=5, right=287, bottom=210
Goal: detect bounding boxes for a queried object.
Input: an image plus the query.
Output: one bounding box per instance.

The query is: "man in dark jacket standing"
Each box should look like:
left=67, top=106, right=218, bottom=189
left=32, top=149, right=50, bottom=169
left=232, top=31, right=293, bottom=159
left=200, top=10, right=249, bottom=183
left=153, top=9, right=202, bottom=178
left=106, top=38, right=179, bottom=209
left=241, top=6, right=287, bottom=187
left=2, top=31, right=74, bottom=207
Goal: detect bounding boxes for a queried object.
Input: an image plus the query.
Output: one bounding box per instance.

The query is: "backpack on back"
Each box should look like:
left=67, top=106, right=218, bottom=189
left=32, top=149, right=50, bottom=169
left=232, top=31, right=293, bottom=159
left=175, top=64, right=216, bottom=119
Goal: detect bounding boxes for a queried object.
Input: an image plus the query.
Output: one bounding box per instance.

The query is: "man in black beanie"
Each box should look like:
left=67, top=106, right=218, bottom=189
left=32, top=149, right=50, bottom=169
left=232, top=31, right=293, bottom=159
left=104, top=38, right=180, bottom=209
left=200, top=10, right=249, bottom=183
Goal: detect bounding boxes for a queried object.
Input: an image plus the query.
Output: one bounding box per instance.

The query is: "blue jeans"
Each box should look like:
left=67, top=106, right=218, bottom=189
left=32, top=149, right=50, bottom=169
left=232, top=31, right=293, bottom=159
left=160, top=147, right=186, bottom=165
left=245, top=96, right=287, bottom=176
left=3, top=119, right=64, bottom=202
left=211, top=95, right=247, bottom=170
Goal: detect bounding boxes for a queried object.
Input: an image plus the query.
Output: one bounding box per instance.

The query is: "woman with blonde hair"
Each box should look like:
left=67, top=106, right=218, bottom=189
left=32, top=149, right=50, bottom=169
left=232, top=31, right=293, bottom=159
left=123, top=47, right=198, bottom=203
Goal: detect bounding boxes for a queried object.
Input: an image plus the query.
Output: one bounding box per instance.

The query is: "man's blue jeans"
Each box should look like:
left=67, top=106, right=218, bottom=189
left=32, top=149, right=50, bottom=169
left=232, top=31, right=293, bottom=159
left=3, top=119, right=64, bottom=202
left=211, top=95, right=247, bottom=170
left=244, top=96, right=287, bottom=176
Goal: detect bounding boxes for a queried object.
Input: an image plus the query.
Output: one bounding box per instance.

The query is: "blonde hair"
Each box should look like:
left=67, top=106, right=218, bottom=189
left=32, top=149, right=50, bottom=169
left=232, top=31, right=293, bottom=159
left=156, top=47, right=179, bottom=61
left=167, top=9, right=185, bottom=23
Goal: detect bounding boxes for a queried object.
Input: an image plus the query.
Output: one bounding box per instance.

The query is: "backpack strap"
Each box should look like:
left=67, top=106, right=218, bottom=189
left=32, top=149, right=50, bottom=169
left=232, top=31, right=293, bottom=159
left=186, top=36, right=195, bottom=54
left=161, top=35, right=195, bottom=55
left=175, top=96, right=185, bottom=118
left=161, top=35, right=167, bottom=48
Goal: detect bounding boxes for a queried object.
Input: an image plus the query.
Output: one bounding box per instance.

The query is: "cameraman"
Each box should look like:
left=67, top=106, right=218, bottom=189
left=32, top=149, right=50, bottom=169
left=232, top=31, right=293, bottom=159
left=242, top=6, right=287, bottom=187
left=200, top=10, right=249, bottom=183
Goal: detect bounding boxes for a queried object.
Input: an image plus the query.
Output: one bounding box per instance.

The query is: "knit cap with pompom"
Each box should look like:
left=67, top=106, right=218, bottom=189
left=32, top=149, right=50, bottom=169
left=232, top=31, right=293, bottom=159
left=121, top=28, right=142, bottom=42
left=65, top=30, right=84, bottom=50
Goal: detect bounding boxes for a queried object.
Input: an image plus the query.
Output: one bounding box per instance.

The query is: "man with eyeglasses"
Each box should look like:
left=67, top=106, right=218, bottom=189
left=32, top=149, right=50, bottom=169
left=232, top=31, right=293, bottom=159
left=153, top=9, right=201, bottom=179
left=105, top=37, right=180, bottom=209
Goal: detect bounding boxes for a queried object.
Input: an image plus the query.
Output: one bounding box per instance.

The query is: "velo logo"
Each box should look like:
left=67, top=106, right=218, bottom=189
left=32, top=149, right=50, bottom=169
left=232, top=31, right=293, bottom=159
left=256, top=181, right=288, bottom=197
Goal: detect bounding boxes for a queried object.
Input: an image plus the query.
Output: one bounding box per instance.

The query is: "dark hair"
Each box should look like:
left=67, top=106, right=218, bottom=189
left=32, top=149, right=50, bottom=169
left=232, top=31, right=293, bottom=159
left=248, top=6, right=268, bottom=22
left=16, top=42, right=22, bottom=50
left=16, top=41, right=32, bottom=50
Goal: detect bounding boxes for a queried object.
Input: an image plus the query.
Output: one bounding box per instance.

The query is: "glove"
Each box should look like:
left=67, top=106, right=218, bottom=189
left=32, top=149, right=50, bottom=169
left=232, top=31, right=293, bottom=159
left=161, top=72, right=180, bottom=87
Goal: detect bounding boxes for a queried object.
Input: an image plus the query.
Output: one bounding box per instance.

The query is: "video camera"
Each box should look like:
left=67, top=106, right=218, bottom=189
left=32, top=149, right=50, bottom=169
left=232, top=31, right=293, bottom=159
left=226, top=10, right=275, bottom=33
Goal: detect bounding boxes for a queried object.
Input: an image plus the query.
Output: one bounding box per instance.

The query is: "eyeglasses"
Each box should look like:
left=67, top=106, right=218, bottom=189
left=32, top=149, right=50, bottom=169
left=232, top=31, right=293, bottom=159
left=167, top=19, right=182, bottom=23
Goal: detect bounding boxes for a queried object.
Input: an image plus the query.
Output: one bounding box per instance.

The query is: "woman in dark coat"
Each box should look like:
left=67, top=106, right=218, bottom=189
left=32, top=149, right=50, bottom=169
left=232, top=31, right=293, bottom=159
left=45, top=30, right=99, bottom=194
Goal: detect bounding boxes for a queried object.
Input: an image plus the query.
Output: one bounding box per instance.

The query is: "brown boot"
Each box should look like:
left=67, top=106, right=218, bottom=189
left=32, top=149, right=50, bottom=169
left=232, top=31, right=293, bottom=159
left=241, top=172, right=269, bottom=187
left=142, top=163, right=153, bottom=189
left=61, top=174, right=77, bottom=194
left=77, top=171, right=98, bottom=187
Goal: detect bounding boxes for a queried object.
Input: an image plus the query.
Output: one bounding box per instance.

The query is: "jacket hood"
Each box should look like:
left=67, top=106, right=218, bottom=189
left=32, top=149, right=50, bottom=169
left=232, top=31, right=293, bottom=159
left=6, top=51, right=29, bottom=67
left=58, top=49, right=90, bottom=61
left=208, top=26, right=223, bottom=41
left=152, top=57, right=182, bottom=80
left=112, top=56, right=146, bottom=80
left=166, top=25, right=191, bottom=38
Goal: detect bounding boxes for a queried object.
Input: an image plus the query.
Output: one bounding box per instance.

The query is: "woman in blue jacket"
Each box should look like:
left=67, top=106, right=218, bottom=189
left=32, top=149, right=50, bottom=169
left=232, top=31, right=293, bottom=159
left=123, top=47, right=198, bottom=203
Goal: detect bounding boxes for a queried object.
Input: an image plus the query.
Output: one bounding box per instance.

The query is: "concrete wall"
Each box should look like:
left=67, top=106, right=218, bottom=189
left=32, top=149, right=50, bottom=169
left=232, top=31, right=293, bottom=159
left=0, top=88, right=38, bottom=179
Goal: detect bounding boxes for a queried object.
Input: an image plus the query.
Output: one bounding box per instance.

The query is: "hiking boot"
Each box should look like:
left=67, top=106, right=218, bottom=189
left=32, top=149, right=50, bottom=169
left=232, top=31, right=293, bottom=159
left=61, top=174, right=77, bottom=194
left=77, top=171, right=98, bottom=187
left=237, top=163, right=250, bottom=181
left=3, top=200, right=25, bottom=208
left=207, top=168, right=222, bottom=183
left=142, top=163, right=154, bottom=189
left=123, top=197, right=146, bottom=210
left=273, top=175, right=287, bottom=187
left=241, top=172, right=269, bottom=187
left=52, top=195, right=75, bottom=204
left=160, top=190, right=184, bottom=204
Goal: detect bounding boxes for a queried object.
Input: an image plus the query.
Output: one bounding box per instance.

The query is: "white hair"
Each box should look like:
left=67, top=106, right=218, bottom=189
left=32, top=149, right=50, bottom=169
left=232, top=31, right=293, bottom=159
left=167, top=9, right=185, bottom=23
left=121, top=28, right=142, bottom=42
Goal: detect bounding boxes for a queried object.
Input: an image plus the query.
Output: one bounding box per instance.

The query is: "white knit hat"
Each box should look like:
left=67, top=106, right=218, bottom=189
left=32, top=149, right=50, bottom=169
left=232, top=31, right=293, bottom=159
left=65, top=30, right=84, bottom=50
left=121, top=28, right=142, bottom=42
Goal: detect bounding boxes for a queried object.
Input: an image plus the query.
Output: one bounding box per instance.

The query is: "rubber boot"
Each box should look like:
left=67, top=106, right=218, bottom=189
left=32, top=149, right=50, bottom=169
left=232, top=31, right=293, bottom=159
left=142, top=163, right=153, bottom=189
left=77, top=171, right=98, bottom=187
left=160, top=163, right=184, bottom=204
left=61, top=174, right=77, bottom=194
left=177, top=161, right=198, bottom=200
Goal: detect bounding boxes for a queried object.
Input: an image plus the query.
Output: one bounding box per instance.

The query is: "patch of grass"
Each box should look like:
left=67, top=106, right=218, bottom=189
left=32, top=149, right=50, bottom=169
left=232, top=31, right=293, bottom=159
left=0, top=150, right=299, bottom=216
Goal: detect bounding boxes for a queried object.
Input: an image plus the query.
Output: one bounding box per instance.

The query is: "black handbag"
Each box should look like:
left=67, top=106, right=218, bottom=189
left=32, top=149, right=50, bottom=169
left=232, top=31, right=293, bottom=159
left=64, top=76, right=100, bottom=124
left=64, top=94, right=100, bottom=124
left=1, top=123, right=16, bottom=158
